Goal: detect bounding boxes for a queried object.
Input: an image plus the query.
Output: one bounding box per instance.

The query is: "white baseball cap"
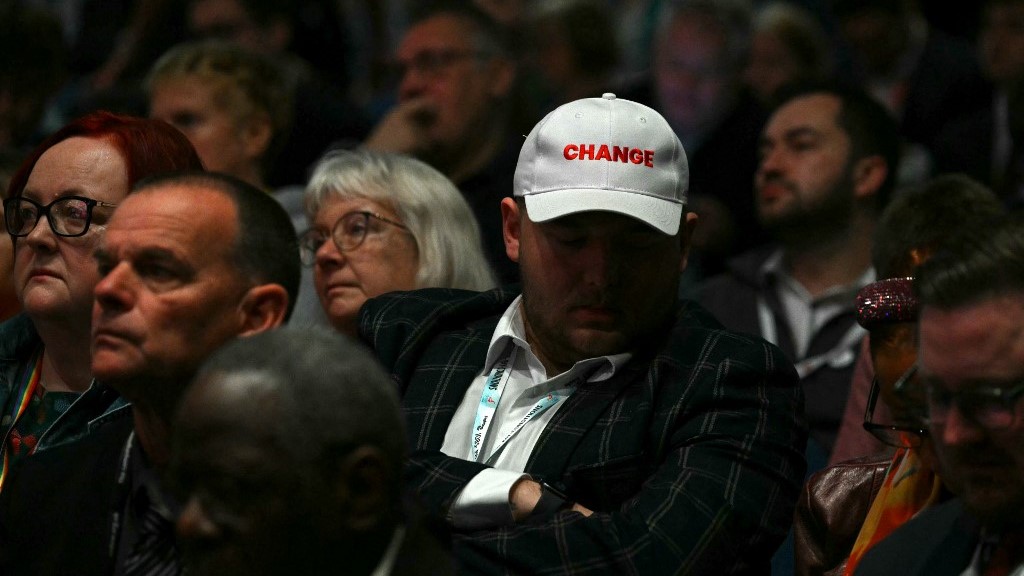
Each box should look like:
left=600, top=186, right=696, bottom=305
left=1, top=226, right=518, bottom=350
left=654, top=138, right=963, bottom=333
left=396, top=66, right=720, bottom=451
left=513, top=93, right=688, bottom=235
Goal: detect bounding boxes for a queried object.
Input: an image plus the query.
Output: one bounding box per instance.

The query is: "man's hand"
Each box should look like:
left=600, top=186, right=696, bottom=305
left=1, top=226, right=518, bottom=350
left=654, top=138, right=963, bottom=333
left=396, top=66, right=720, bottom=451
left=509, top=478, right=542, bottom=522
left=362, top=97, right=437, bottom=154
left=509, top=478, right=593, bottom=522
left=571, top=503, right=593, bottom=516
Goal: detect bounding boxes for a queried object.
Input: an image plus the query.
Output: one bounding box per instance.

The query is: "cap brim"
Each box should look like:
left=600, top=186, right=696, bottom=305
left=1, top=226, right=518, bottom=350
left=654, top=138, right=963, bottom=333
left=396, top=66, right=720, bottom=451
left=522, top=188, right=683, bottom=235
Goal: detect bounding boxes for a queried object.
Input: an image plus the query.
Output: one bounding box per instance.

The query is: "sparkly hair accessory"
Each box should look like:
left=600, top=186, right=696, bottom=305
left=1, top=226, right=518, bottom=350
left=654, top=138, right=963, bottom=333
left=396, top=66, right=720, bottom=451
left=856, top=277, right=918, bottom=328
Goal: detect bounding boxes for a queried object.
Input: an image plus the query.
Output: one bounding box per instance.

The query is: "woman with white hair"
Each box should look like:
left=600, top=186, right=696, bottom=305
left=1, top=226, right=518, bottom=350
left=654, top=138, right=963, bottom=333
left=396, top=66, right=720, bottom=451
left=301, top=149, right=497, bottom=335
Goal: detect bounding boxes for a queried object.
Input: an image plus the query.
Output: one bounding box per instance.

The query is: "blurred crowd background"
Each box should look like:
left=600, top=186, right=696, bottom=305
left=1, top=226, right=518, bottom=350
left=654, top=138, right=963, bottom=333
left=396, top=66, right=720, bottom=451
left=0, top=0, right=1013, bottom=275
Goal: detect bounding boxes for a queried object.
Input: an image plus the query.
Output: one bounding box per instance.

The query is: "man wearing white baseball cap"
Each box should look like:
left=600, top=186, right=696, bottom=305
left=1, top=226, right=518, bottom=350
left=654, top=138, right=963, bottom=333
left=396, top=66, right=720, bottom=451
left=360, top=94, right=806, bottom=574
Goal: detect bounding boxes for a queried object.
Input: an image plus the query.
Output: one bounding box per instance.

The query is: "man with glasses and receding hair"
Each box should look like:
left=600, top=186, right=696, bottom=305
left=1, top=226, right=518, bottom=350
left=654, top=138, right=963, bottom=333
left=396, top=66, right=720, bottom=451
left=362, top=2, right=520, bottom=282
left=855, top=214, right=1024, bottom=576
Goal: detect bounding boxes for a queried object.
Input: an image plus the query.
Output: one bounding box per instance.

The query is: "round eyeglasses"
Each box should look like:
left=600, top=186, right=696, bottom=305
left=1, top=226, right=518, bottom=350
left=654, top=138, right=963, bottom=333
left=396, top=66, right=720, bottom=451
left=927, top=381, right=1024, bottom=432
left=4, top=196, right=118, bottom=238
left=863, top=364, right=928, bottom=449
left=298, top=211, right=411, bottom=266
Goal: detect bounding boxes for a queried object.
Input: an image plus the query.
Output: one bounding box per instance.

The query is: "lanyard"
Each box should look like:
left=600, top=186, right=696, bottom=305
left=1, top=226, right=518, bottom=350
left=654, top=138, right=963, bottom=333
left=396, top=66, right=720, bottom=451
left=484, top=391, right=565, bottom=465
left=0, top=350, right=43, bottom=492
left=109, top=430, right=136, bottom=560
left=470, top=348, right=516, bottom=463
left=469, top=347, right=572, bottom=464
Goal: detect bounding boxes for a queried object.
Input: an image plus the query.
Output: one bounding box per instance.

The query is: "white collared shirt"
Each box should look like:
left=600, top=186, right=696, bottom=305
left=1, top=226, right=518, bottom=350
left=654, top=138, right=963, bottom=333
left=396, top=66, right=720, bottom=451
left=757, top=250, right=873, bottom=374
left=440, top=296, right=630, bottom=528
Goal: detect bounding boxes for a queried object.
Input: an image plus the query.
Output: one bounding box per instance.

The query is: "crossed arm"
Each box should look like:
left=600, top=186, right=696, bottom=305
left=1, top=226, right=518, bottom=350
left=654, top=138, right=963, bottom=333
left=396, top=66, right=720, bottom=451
left=404, top=348, right=807, bottom=575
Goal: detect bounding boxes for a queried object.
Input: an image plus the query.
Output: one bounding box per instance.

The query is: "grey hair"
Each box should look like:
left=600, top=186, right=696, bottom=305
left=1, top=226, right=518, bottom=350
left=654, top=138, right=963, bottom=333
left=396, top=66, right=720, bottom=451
left=305, top=149, right=497, bottom=291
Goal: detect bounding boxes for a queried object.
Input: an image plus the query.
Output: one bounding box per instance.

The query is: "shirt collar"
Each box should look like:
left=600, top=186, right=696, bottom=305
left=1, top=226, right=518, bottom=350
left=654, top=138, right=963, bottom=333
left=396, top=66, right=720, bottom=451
left=759, top=249, right=876, bottom=306
left=758, top=249, right=784, bottom=278
left=483, top=296, right=631, bottom=382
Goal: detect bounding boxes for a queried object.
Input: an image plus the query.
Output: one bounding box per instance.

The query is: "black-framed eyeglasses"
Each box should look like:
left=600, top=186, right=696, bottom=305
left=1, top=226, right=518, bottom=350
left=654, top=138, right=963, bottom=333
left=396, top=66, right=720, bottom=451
left=390, top=49, right=489, bottom=81
left=927, top=380, right=1024, bottom=432
left=298, top=211, right=411, bottom=267
left=863, top=363, right=928, bottom=448
left=4, top=196, right=118, bottom=238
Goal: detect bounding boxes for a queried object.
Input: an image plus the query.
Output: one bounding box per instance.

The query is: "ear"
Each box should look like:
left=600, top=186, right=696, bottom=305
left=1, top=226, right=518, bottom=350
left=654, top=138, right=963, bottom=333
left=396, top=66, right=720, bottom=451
left=336, top=446, right=391, bottom=531
left=852, top=155, right=888, bottom=200
left=238, top=283, right=289, bottom=336
left=500, top=197, right=522, bottom=263
left=678, top=212, right=699, bottom=273
left=486, top=57, right=516, bottom=99
left=240, top=112, right=274, bottom=162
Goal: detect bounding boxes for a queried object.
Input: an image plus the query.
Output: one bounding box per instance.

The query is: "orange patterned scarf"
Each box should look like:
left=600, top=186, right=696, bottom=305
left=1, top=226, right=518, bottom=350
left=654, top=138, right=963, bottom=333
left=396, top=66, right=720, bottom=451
left=844, top=447, right=944, bottom=576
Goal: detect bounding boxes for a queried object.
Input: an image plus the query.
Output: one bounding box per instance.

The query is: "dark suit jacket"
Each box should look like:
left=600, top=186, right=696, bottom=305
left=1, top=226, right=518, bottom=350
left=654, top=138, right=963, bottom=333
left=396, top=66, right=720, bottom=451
left=853, top=499, right=979, bottom=576
left=360, top=287, right=807, bottom=575
left=899, top=29, right=990, bottom=154
left=933, top=105, right=996, bottom=187
left=0, top=412, right=134, bottom=575
left=391, top=505, right=456, bottom=576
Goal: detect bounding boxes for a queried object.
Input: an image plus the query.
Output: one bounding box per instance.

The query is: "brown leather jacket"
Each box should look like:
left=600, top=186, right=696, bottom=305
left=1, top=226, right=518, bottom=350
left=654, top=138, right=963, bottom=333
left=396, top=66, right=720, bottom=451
left=793, top=453, right=892, bottom=576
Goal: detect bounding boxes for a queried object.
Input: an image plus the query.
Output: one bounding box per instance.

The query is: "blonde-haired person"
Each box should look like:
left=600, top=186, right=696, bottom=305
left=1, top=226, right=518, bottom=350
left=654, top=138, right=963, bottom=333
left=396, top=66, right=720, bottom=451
left=302, top=150, right=497, bottom=335
left=146, top=39, right=291, bottom=190
left=745, top=2, right=834, bottom=106
left=147, top=39, right=340, bottom=327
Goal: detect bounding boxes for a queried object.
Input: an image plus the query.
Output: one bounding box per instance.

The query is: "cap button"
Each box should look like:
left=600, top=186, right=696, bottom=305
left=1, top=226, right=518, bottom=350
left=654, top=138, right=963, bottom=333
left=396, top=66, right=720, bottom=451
left=602, top=93, right=616, bottom=100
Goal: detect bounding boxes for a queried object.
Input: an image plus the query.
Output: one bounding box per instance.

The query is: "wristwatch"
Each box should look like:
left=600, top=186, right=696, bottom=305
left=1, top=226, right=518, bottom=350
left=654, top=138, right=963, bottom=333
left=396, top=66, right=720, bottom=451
left=530, top=480, right=570, bottom=518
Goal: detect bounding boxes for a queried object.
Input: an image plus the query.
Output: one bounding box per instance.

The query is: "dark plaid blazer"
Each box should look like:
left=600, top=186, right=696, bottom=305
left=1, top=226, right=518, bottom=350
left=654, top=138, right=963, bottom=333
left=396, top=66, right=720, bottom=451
left=361, top=287, right=807, bottom=575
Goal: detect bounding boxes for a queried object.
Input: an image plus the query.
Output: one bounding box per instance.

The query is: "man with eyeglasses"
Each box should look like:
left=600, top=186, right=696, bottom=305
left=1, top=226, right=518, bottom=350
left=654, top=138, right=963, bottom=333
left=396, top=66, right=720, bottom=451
left=362, top=3, right=520, bottom=283
left=794, top=174, right=1006, bottom=576
left=854, top=213, right=1024, bottom=576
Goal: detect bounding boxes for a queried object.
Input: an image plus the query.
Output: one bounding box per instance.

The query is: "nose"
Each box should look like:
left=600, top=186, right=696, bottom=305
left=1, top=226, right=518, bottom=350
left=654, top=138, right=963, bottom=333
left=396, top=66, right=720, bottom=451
left=756, top=147, right=789, bottom=188
left=314, top=236, right=345, bottom=269
left=176, top=496, right=221, bottom=542
left=93, top=261, right=136, bottom=313
left=578, top=239, right=620, bottom=289
left=758, top=146, right=785, bottom=176
left=398, top=63, right=428, bottom=101
left=937, top=403, right=986, bottom=447
left=22, top=213, right=57, bottom=250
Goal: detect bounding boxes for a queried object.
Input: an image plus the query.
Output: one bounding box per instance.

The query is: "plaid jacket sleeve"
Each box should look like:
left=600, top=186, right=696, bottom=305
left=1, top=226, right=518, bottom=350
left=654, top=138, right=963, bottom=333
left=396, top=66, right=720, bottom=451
left=361, top=290, right=807, bottom=576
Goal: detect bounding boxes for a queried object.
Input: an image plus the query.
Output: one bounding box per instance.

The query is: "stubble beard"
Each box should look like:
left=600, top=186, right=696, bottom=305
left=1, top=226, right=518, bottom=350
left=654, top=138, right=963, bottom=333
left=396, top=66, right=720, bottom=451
left=760, top=171, right=857, bottom=248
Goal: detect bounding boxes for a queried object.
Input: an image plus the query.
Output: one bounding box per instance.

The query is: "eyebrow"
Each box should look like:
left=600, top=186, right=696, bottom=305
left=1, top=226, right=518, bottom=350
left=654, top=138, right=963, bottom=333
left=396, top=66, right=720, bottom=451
left=20, top=187, right=91, bottom=201
left=765, top=125, right=822, bottom=145
left=782, top=126, right=822, bottom=140
left=132, top=246, right=185, bottom=264
left=93, top=245, right=184, bottom=264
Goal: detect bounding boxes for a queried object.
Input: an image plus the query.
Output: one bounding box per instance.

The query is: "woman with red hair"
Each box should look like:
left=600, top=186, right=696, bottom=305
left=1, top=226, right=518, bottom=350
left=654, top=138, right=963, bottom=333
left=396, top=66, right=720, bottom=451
left=0, top=111, right=202, bottom=491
